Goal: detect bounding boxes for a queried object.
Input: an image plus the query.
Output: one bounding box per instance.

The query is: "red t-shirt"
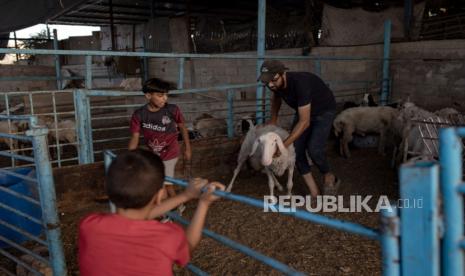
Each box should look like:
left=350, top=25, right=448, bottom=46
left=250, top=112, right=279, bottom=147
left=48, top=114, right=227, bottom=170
left=79, top=213, right=190, bottom=276
left=130, top=104, right=185, bottom=161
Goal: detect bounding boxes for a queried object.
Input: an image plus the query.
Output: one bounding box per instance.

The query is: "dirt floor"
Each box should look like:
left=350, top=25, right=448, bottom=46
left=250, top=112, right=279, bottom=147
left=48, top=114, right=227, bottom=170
left=0, top=140, right=398, bottom=275
left=51, top=140, right=397, bottom=276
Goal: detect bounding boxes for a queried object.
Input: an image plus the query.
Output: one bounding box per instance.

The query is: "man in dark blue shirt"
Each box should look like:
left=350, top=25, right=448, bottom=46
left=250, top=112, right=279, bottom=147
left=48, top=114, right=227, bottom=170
left=258, top=60, right=339, bottom=196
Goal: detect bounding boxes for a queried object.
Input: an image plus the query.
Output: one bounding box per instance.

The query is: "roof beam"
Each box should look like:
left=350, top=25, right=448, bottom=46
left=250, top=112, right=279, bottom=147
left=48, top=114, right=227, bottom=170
left=55, top=16, right=146, bottom=25
left=69, top=8, right=150, bottom=17
left=58, top=14, right=147, bottom=22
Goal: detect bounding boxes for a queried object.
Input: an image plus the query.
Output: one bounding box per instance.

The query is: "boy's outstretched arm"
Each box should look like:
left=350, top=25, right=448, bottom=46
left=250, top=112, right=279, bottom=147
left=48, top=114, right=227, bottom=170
left=128, top=132, right=140, bottom=150
left=186, top=181, right=225, bottom=252
left=147, top=177, right=206, bottom=219
left=178, top=123, right=192, bottom=161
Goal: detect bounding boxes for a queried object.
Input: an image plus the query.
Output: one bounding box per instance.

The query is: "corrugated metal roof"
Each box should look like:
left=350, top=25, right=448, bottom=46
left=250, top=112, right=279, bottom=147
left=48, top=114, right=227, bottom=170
left=47, top=0, right=262, bottom=26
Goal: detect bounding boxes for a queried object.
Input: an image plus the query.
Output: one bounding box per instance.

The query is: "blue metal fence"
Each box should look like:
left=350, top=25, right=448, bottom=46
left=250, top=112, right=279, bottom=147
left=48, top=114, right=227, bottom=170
left=397, top=126, right=465, bottom=276
left=0, top=90, right=78, bottom=168
left=103, top=150, right=400, bottom=276
left=399, top=161, right=440, bottom=276
left=0, top=38, right=391, bottom=168
left=439, top=127, right=465, bottom=276
left=0, top=115, right=66, bottom=275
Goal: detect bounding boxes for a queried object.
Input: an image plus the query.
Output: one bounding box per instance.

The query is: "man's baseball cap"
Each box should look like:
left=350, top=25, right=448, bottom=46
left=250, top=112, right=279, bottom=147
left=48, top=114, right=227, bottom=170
left=258, top=60, right=288, bottom=83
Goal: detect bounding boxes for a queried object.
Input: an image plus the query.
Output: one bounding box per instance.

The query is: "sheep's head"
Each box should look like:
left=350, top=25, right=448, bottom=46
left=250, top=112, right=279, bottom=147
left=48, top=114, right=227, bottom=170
left=332, top=118, right=343, bottom=137
left=361, top=93, right=370, bottom=106
left=250, top=132, right=287, bottom=167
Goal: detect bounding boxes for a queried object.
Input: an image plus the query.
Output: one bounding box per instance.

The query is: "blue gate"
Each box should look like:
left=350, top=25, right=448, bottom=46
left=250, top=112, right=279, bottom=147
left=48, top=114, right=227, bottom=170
left=397, top=126, right=465, bottom=276
left=439, top=127, right=465, bottom=276
left=0, top=115, right=66, bottom=275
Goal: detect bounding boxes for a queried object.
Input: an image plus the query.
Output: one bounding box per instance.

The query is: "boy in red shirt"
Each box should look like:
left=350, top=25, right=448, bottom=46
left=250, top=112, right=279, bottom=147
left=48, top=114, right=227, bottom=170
left=128, top=78, right=191, bottom=213
left=79, top=149, right=224, bottom=276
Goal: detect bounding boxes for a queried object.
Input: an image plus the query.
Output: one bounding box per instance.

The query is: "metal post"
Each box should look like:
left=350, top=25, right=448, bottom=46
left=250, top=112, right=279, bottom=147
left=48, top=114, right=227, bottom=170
left=380, top=205, right=400, bottom=276
left=227, top=90, right=234, bottom=138
left=103, top=150, right=116, bottom=213
left=46, top=24, right=51, bottom=40
left=439, top=128, right=464, bottom=276
left=85, top=55, right=92, bottom=89
left=109, top=0, right=116, bottom=51
left=314, top=59, right=321, bottom=77
left=13, top=32, right=19, bottom=61
left=51, top=93, right=62, bottom=167
left=53, top=29, right=62, bottom=90
left=178, top=57, right=185, bottom=89
left=73, top=89, right=94, bottom=164
left=264, top=87, right=271, bottom=122
left=27, top=126, right=67, bottom=276
left=143, top=37, right=149, bottom=82
left=404, top=0, right=413, bottom=39
left=399, top=161, right=440, bottom=276
left=4, top=94, right=14, bottom=167
left=255, top=0, right=266, bottom=125
left=381, top=20, right=391, bottom=106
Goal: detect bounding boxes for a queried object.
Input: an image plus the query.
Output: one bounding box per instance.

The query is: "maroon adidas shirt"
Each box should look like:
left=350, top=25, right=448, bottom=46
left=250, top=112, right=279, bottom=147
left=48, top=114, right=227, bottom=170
left=130, top=103, right=184, bottom=161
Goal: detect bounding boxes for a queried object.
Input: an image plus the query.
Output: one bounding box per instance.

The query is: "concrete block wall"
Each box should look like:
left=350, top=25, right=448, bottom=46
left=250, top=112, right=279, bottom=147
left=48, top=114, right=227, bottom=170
left=3, top=38, right=465, bottom=115
left=390, top=40, right=465, bottom=111
left=0, top=65, right=56, bottom=92
left=148, top=47, right=382, bottom=104
left=149, top=40, right=465, bottom=111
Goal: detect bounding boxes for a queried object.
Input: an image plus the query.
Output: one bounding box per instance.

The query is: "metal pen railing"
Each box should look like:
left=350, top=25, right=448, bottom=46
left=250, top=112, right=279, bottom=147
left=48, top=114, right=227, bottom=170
left=103, top=150, right=400, bottom=276
left=0, top=114, right=66, bottom=275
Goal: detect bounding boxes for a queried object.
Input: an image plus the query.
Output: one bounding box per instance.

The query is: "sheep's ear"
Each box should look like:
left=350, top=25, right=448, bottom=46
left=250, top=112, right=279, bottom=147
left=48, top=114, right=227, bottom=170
left=250, top=139, right=260, bottom=156
left=276, top=136, right=287, bottom=156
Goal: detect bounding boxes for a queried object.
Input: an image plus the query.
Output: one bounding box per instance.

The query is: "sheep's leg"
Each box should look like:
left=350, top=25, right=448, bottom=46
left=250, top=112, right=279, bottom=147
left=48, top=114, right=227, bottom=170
left=338, top=138, right=344, bottom=157
left=403, top=138, right=409, bottom=163
left=9, top=139, right=18, bottom=153
left=398, top=127, right=411, bottom=164
left=378, top=129, right=386, bottom=155
left=226, top=161, right=245, bottom=193
left=264, top=168, right=277, bottom=204
left=391, top=146, right=397, bottom=168
left=342, top=134, right=352, bottom=158
left=59, top=142, right=64, bottom=157
left=342, top=125, right=354, bottom=158
left=270, top=172, right=283, bottom=192
left=286, top=164, right=294, bottom=196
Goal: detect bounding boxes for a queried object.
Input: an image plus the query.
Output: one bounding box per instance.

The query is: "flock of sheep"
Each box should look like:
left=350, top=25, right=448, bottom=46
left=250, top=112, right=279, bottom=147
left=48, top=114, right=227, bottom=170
left=0, top=116, right=77, bottom=157
left=334, top=97, right=462, bottom=165
left=226, top=94, right=464, bottom=199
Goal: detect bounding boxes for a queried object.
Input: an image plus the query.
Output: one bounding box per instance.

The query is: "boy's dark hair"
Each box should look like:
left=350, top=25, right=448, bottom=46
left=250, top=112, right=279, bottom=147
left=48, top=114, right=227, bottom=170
left=142, top=78, right=177, bottom=94
left=106, top=149, right=165, bottom=209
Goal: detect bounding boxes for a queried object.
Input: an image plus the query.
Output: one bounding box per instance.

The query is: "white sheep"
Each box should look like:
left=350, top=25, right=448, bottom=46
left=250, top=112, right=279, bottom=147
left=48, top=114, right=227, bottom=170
left=227, top=124, right=296, bottom=201
left=120, top=77, right=142, bottom=91
left=32, top=117, right=78, bottom=157
left=61, top=69, right=85, bottom=89
left=333, top=106, right=398, bottom=158
left=434, top=107, right=459, bottom=120
left=360, top=93, right=377, bottom=107
left=10, top=117, right=77, bottom=158
left=0, top=121, right=19, bottom=153
left=234, top=113, right=256, bottom=136
left=394, top=102, right=449, bottom=163
left=45, top=119, right=78, bottom=156
left=193, top=113, right=227, bottom=138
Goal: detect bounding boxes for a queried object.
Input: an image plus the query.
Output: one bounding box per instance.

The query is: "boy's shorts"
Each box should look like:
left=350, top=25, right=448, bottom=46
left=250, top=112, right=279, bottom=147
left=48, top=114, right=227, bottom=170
left=163, top=157, right=178, bottom=186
